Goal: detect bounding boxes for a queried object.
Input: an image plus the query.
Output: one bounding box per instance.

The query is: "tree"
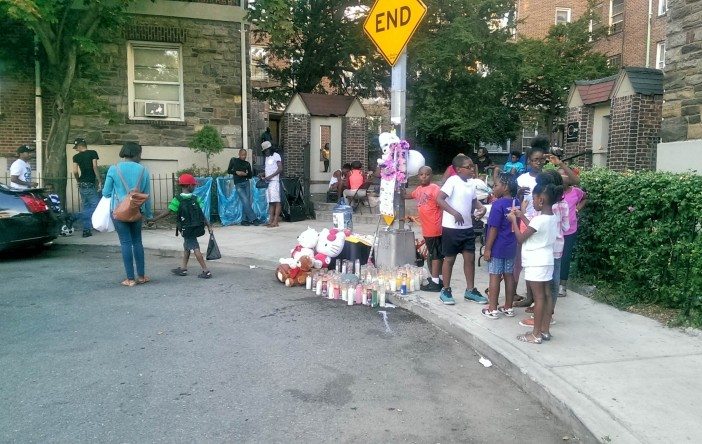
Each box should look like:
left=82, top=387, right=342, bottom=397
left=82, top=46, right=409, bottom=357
left=513, top=11, right=615, bottom=140
left=408, top=0, right=522, bottom=155
left=189, top=125, right=224, bottom=173
left=0, top=0, right=136, bottom=200
left=246, top=0, right=387, bottom=108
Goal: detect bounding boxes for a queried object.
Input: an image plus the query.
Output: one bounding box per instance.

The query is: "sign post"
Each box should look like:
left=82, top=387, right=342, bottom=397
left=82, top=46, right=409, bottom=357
left=364, top=0, right=427, bottom=267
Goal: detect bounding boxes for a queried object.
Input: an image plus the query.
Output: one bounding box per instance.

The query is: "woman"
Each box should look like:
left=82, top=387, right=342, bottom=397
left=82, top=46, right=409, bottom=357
left=474, top=147, right=494, bottom=175
left=260, top=141, right=282, bottom=227
left=342, top=160, right=367, bottom=204
left=102, top=142, right=153, bottom=287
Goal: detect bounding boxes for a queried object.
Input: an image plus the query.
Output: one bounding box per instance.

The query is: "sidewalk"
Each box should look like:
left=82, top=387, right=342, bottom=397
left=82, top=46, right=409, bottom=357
left=59, top=220, right=702, bottom=443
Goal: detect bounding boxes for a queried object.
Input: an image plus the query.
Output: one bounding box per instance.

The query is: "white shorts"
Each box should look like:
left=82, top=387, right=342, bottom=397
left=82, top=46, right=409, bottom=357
left=524, top=265, right=554, bottom=282
left=266, top=180, right=281, bottom=203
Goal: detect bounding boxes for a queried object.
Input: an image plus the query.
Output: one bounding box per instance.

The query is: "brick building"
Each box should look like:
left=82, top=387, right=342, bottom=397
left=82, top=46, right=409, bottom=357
left=282, top=93, right=367, bottom=194
left=657, top=0, right=702, bottom=172
left=565, top=67, right=663, bottom=171
left=1, top=0, right=250, bottom=190
left=516, top=0, right=668, bottom=69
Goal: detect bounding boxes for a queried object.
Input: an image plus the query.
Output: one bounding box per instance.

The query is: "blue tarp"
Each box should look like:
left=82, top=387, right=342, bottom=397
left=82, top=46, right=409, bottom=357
left=193, top=177, right=213, bottom=222
left=216, top=176, right=269, bottom=226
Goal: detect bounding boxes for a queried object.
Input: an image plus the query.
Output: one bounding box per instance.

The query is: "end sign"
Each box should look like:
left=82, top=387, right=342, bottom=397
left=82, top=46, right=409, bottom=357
left=363, top=0, right=427, bottom=66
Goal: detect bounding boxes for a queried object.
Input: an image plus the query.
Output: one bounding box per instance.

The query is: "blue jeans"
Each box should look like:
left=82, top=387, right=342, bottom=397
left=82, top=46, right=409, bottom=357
left=561, top=232, right=578, bottom=281
left=235, top=181, right=257, bottom=223
left=113, top=218, right=145, bottom=280
left=79, top=185, right=100, bottom=230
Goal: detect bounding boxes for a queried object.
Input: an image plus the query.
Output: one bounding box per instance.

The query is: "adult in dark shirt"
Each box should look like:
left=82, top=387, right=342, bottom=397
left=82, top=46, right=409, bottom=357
left=473, top=147, right=494, bottom=175
left=227, top=148, right=259, bottom=226
left=72, top=137, right=102, bottom=237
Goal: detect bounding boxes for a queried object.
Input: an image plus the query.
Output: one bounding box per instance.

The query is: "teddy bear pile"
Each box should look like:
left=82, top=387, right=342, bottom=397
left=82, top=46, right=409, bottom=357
left=275, top=227, right=351, bottom=287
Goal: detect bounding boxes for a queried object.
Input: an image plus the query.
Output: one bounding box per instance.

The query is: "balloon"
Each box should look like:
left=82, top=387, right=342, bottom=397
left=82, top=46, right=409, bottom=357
left=407, top=150, right=426, bottom=176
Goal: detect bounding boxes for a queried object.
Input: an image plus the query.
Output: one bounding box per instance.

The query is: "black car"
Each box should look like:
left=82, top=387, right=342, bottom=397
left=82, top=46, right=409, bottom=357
left=0, top=184, right=61, bottom=252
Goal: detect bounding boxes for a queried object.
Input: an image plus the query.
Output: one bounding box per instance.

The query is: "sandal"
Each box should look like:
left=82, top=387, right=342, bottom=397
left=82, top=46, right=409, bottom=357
left=514, top=299, right=533, bottom=308
left=517, top=333, right=542, bottom=344
left=171, top=267, right=187, bottom=276
left=136, top=276, right=151, bottom=285
left=121, top=279, right=137, bottom=287
left=198, top=270, right=212, bottom=279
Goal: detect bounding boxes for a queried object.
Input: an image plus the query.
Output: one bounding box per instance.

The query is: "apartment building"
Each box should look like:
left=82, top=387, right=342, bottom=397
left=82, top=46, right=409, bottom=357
left=515, top=0, right=668, bottom=69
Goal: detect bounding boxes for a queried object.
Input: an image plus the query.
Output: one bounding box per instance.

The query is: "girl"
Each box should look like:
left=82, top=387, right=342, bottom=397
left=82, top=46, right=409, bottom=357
left=508, top=182, right=562, bottom=344
left=482, top=173, right=519, bottom=319
left=559, top=167, right=587, bottom=296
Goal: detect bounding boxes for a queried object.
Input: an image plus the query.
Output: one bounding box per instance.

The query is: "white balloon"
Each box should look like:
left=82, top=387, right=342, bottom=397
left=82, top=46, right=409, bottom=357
left=407, top=150, right=426, bottom=176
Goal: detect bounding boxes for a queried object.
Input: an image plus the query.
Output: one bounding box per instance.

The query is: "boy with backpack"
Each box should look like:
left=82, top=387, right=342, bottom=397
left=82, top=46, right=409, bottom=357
left=149, top=174, right=214, bottom=278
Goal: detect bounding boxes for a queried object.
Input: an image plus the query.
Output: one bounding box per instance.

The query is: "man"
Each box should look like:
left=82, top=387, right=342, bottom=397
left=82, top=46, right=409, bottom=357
left=227, top=148, right=260, bottom=226
left=10, top=145, right=38, bottom=190
left=72, top=137, right=102, bottom=237
left=321, top=143, right=330, bottom=172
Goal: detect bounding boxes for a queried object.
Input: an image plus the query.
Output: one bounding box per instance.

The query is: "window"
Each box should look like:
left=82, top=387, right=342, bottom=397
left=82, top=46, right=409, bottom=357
left=250, top=45, right=268, bottom=81
left=555, top=8, right=572, bottom=25
left=656, top=41, right=666, bottom=69
left=658, top=0, right=667, bottom=15
left=127, top=42, right=184, bottom=121
left=522, top=127, right=538, bottom=149
left=609, top=0, right=624, bottom=33
left=607, top=54, right=622, bottom=68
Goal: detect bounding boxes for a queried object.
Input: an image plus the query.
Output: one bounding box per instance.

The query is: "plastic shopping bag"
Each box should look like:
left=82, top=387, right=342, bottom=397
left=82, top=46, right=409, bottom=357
left=92, top=196, right=115, bottom=232
left=206, top=233, right=221, bottom=260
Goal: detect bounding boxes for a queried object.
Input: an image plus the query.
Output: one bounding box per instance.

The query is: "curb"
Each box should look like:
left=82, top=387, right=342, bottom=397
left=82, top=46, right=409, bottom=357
left=387, top=292, right=641, bottom=444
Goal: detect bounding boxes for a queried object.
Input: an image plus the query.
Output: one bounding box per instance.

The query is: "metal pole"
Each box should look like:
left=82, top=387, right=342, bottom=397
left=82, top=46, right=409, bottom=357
left=390, top=50, right=407, bottom=229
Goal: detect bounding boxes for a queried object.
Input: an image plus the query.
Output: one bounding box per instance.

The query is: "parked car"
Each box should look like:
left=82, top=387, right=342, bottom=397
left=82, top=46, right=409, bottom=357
left=0, top=184, right=60, bottom=252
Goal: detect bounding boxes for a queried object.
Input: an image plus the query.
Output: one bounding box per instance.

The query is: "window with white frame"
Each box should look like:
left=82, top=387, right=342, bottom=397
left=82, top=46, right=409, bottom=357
left=607, top=53, right=622, bottom=68
left=555, top=8, right=572, bottom=25
left=656, top=41, right=666, bottom=69
left=658, top=0, right=667, bottom=16
left=522, top=127, right=538, bottom=149
left=250, top=46, right=268, bottom=81
left=127, top=42, right=184, bottom=121
left=610, top=0, right=624, bottom=33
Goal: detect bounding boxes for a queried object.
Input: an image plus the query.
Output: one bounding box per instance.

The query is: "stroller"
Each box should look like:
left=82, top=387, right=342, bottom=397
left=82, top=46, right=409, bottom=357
left=280, top=177, right=312, bottom=222
left=46, top=192, right=75, bottom=236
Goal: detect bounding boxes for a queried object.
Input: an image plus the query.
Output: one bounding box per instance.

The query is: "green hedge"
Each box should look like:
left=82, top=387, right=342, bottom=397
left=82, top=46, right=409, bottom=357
left=576, top=169, right=702, bottom=325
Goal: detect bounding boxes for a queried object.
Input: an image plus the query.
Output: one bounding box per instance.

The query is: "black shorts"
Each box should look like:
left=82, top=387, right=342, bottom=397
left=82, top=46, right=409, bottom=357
left=183, top=236, right=200, bottom=252
left=424, top=236, right=444, bottom=261
left=441, top=227, right=476, bottom=257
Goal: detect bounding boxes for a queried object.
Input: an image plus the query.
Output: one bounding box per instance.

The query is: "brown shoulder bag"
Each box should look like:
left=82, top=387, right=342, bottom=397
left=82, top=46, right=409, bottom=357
left=112, top=164, right=149, bottom=222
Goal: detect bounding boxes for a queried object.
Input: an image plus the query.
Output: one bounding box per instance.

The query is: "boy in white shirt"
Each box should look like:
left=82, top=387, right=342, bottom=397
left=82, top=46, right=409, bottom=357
left=436, top=154, right=487, bottom=305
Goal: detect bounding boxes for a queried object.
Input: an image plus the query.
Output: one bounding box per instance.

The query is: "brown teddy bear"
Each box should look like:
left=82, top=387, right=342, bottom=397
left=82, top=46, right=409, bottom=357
left=275, top=255, right=314, bottom=287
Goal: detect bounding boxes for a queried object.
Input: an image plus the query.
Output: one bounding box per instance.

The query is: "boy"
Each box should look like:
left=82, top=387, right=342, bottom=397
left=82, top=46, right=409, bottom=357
left=405, top=166, right=443, bottom=292
left=149, top=174, right=214, bottom=278
left=503, top=150, right=525, bottom=176
left=436, top=155, right=487, bottom=305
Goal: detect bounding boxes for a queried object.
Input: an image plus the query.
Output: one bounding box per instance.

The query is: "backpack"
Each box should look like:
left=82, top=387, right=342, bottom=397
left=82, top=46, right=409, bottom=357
left=176, top=195, right=206, bottom=238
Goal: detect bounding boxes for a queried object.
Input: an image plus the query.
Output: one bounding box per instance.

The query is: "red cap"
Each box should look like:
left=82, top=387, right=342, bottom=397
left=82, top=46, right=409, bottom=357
left=178, top=174, right=197, bottom=186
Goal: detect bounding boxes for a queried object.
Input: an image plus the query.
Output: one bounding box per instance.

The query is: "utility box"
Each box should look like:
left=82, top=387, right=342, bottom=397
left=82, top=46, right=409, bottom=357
left=375, top=228, right=416, bottom=268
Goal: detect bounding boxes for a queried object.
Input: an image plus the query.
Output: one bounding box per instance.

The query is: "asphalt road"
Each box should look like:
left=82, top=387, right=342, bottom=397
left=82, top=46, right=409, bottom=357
left=1, top=245, right=573, bottom=443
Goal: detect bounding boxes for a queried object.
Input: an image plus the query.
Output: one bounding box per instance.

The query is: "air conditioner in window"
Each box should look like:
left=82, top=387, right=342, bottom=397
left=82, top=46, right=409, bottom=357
left=145, top=102, right=167, bottom=117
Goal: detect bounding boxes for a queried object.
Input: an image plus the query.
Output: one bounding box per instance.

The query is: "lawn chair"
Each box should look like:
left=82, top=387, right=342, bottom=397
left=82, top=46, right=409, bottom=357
left=344, top=181, right=374, bottom=214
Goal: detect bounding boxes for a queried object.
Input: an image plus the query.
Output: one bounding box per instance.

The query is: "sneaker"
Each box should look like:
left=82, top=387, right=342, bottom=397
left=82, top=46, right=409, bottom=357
left=420, top=280, right=442, bottom=292
left=497, top=306, right=515, bottom=317
left=559, top=285, right=567, bottom=297
left=519, top=317, right=556, bottom=327
left=439, top=287, right=456, bottom=305
left=464, top=288, right=488, bottom=304
left=481, top=308, right=500, bottom=319
left=241, top=220, right=251, bottom=226
left=252, top=219, right=261, bottom=226
left=82, top=229, right=92, bottom=238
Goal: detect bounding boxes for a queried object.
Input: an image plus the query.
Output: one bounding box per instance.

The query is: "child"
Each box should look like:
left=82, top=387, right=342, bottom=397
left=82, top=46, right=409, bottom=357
left=149, top=174, right=214, bottom=278
left=519, top=170, right=568, bottom=329
left=405, top=166, right=443, bottom=292
left=507, top=182, right=561, bottom=344
left=503, top=151, right=525, bottom=176
left=436, top=155, right=487, bottom=305
left=559, top=166, right=587, bottom=296
left=482, top=173, right=519, bottom=318
left=45, top=183, right=75, bottom=236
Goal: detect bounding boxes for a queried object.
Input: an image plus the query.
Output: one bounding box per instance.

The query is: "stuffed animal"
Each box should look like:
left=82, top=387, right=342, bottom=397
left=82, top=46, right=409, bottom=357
left=314, top=228, right=346, bottom=269
left=275, top=255, right=314, bottom=287
left=291, top=227, right=318, bottom=261
left=377, top=132, right=400, bottom=166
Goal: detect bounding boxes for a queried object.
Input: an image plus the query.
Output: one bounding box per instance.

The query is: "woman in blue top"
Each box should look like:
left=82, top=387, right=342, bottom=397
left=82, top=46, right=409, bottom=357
left=102, top=142, right=153, bottom=287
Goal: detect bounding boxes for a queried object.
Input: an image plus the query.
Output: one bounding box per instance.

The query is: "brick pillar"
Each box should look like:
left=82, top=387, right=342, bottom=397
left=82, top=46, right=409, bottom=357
left=281, top=113, right=310, bottom=178
left=565, top=106, right=594, bottom=168
left=634, top=95, right=663, bottom=171
left=608, top=94, right=661, bottom=171
left=341, top=116, right=368, bottom=170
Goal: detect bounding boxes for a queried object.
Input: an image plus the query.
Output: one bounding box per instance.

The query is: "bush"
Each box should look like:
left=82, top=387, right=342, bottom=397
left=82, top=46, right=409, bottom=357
left=576, top=169, right=702, bottom=325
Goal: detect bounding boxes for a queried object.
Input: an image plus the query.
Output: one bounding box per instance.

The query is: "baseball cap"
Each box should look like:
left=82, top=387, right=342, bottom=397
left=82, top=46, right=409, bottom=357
left=17, top=145, right=35, bottom=154
left=73, top=137, right=87, bottom=148
left=178, top=173, right=198, bottom=186
left=261, top=141, right=272, bottom=150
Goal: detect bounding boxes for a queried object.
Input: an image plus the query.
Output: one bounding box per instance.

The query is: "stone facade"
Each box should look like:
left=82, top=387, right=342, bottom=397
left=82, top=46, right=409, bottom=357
left=341, top=117, right=368, bottom=170
left=608, top=95, right=662, bottom=170
left=565, top=106, right=594, bottom=168
left=661, top=0, right=702, bottom=142
left=280, top=113, right=310, bottom=178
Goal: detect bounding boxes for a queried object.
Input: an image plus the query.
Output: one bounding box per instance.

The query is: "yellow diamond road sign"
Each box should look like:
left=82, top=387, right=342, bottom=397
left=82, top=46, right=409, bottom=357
left=363, top=0, right=427, bottom=66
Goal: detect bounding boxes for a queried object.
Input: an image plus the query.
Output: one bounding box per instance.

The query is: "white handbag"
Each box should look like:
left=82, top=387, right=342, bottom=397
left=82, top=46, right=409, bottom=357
left=92, top=196, right=115, bottom=232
